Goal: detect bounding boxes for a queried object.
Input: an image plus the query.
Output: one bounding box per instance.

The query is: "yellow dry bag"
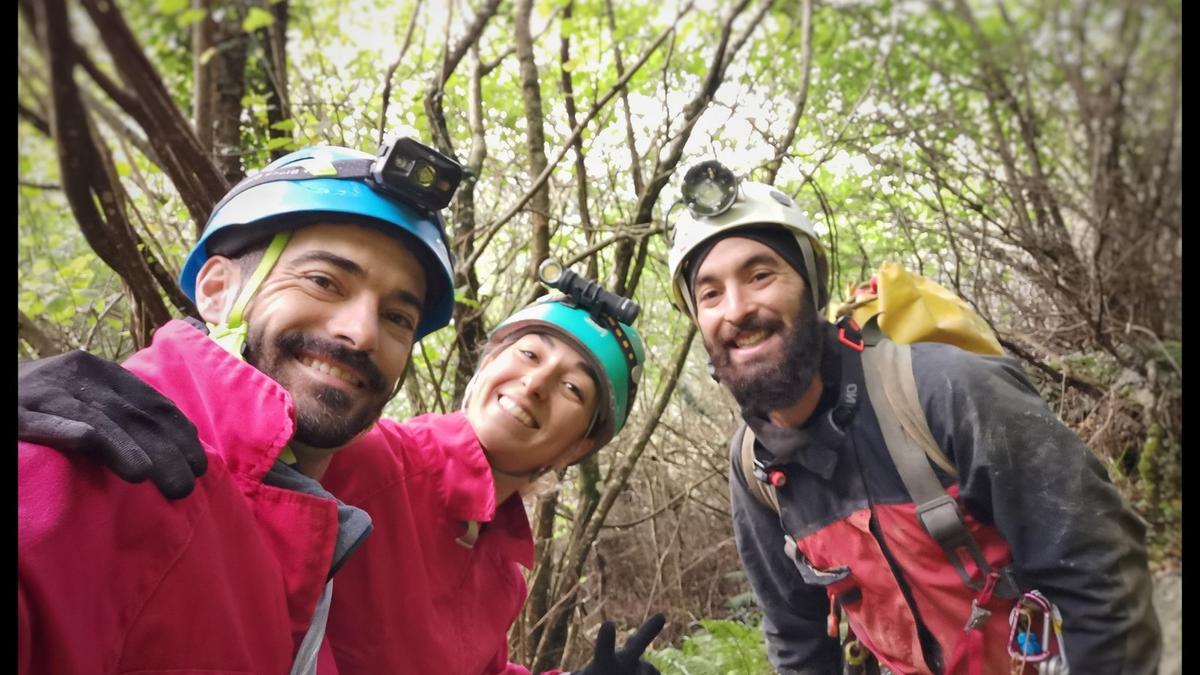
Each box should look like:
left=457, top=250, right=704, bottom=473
left=833, top=262, right=1004, bottom=355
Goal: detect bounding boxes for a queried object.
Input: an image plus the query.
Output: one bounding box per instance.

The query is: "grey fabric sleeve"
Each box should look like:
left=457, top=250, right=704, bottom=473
left=728, top=442, right=840, bottom=674
left=911, top=343, right=1162, bottom=675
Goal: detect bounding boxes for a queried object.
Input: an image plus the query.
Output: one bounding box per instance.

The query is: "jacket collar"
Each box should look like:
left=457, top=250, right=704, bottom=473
left=411, top=412, right=535, bottom=568
left=121, top=319, right=295, bottom=484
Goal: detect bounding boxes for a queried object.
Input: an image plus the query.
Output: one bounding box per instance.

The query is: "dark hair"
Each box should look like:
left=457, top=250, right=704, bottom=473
left=228, top=238, right=272, bottom=278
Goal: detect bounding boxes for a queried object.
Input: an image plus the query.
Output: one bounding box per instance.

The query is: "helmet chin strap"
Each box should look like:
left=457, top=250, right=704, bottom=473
left=208, top=232, right=293, bottom=360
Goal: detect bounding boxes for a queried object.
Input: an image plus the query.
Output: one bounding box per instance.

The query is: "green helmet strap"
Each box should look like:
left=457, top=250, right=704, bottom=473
left=208, top=231, right=293, bottom=359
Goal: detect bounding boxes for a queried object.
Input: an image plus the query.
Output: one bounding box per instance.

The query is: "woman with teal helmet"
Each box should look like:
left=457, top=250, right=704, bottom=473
left=318, top=261, right=664, bottom=673
left=181, top=140, right=460, bottom=355
left=18, top=241, right=665, bottom=672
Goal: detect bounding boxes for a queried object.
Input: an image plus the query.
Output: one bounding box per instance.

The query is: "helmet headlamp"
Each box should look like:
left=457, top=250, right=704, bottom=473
left=208, top=136, right=463, bottom=222
left=537, top=258, right=640, bottom=326
left=371, top=136, right=463, bottom=210
left=681, top=160, right=739, bottom=217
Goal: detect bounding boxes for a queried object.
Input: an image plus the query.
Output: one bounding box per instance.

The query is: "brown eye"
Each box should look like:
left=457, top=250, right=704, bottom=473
left=307, top=274, right=335, bottom=289
left=384, top=312, right=414, bottom=330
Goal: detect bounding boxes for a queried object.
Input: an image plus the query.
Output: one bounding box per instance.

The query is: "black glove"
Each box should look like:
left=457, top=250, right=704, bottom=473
left=573, top=613, right=666, bottom=675
left=18, top=350, right=207, bottom=499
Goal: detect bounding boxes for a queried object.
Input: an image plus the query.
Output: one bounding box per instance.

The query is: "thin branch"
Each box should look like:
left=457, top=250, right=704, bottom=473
left=601, top=469, right=722, bottom=528
left=465, top=6, right=691, bottom=269
left=378, top=0, right=424, bottom=145
left=18, top=180, right=60, bottom=190
left=18, top=101, right=50, bottom=136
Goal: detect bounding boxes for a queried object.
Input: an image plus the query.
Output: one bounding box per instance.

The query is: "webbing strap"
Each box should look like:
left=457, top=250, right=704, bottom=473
left=207, top=231, right=292, bottom=358
left=862, top=340, right=995, bottom=591
left=289, top=579, right=332, bottom=675
left=735, top=423, right=779, bottom=514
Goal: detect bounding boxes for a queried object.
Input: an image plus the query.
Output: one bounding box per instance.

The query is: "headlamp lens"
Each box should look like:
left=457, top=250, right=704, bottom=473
left=538, top=258, right=564, bottom=285
left=416, top=164, right=436, bottom=187
left=682, top=160, right=738, bottom=217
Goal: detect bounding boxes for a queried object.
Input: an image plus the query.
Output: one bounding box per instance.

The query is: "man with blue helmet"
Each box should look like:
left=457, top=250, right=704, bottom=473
left=19, top=139, right=461, bottom=674
left=19, top=136, right=667, bottom=672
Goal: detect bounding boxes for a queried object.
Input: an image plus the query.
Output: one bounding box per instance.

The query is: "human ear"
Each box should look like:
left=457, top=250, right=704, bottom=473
left=194, top=256, right=242, bottom=325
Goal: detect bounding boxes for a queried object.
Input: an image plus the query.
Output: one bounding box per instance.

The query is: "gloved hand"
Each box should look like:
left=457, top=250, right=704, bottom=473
left=18, top=350, right=207, bottom=499
left=573, top=613, right=666, bottom=675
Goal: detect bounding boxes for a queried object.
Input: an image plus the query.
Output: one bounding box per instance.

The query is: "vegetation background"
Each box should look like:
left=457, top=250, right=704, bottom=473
left=18, top=0, right=1180, bottom=672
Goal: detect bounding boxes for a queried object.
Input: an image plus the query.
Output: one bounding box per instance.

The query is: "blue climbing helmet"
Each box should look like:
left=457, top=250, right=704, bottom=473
left=180, top=142, right=458, bottom=340
left=485, top=286, right=645, bottom=453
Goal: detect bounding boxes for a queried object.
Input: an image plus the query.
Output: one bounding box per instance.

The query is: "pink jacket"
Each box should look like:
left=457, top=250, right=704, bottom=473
left=18, top=320, right=342, bottom=674
left=321, top=412, right=559, bottom=674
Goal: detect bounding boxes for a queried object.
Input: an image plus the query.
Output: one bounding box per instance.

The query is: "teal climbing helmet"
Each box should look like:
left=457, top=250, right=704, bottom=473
left=179, top=143, right=457, bottom=340
left=489, top=295, right=645, bottom=450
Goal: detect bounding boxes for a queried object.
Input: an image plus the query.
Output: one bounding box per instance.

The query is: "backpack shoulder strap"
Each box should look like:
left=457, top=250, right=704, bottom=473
left=733, top=423, right=780, bottom=515
left=861, top=339, right=1000, bottom=591
left=865, top=339, right=957, bottom=476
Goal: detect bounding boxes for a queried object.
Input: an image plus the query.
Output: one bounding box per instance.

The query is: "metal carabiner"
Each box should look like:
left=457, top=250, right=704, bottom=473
left=1007, top=591, right=1052, bottom=662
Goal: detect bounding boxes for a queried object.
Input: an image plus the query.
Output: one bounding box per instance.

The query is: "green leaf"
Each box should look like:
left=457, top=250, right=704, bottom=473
left=242, top=7, right=276, bottom=32
left=47, top=296, right=74, bottom=322
left=177, top=8, right=208, bottom=28
left=241, top=92, right=268, bottom=108
left=115, top=161, right=132, bottom=178
left=265, top=136, right=294, bottom=150
left=454, top=285, right=479, bottom=307
left=270, top=118, right=297, bottom=132
left=156, top=0, right=188, bottom=15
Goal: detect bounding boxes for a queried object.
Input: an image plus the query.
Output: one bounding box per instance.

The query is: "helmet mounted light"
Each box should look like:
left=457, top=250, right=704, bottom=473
left=500, top=258, right=644, bottom=445
left=681, top=160, right=739, bottom=217
left=538, top=258, right=641, bottom=326
left=371, top=136, right=464, bottom=211
left=208, top=136, right=463, bottom=221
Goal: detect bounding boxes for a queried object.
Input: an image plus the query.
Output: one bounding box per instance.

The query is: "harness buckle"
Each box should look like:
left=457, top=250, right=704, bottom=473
left=837, top=317, right=866, bottom=352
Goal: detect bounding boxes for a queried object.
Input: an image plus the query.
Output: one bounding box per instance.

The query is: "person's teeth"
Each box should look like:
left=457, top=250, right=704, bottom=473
left=735, top=330, right=769, bottom=348
left=499, top=395, right=536, bottom=428
left=302, top=357, right=360, bottom=386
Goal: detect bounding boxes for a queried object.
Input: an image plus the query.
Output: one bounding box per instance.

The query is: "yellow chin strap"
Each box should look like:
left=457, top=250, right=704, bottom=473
left=207, top=232, right=293, bottom=360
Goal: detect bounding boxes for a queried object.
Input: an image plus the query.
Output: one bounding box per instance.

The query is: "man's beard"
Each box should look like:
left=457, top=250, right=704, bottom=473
left=245, top=328, right=392, bottom=448
left=707, top=297, right=824, bottom=418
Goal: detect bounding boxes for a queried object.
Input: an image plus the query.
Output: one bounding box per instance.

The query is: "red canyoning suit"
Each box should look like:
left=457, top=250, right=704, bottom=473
left=321, top=411, right=564, bottom=675
left=18, top=320, right=359, bottom=674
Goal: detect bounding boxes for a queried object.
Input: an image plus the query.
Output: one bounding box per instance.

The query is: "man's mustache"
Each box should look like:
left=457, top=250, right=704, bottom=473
left=277, top=331, right=390, bottom=394
left=717, top=316, right=784, bottom=349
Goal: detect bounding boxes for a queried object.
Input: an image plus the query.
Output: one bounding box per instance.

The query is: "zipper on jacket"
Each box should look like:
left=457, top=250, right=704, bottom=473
left=847, top=432, right=945, bottom=673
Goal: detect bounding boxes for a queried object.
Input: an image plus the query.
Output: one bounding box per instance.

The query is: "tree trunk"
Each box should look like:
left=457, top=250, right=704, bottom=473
left=258, top=0, right=290, bottom=161
left=79, top=0, right=228, bottom=233
left=35, top=0, right=179, bottom=346
left=191, top=0, right=215, bottom=154
left=515, top=0, right=551, bottom=301
left=212, top=7, right=249, bottom=184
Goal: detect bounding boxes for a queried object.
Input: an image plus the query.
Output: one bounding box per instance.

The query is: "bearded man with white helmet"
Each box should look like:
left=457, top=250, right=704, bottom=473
left=667, top=161, right=1160, bottom=674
